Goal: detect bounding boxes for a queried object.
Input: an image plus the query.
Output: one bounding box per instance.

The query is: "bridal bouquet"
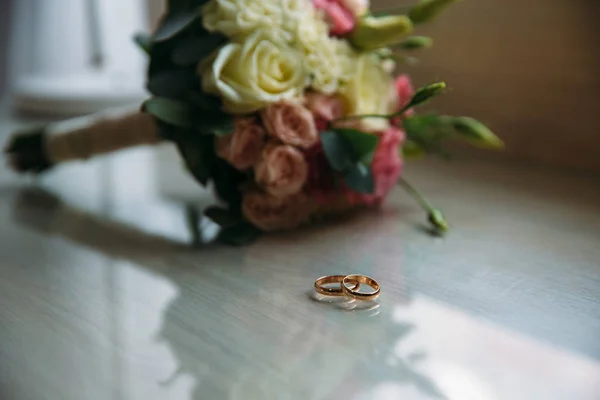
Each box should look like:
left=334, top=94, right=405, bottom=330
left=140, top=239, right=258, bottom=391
left=5, top=0, right=502, bottom=245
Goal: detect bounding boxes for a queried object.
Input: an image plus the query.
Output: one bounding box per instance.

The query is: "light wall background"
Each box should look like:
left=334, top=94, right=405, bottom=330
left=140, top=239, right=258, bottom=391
left=0, top=0, right=12, bottom=98
left=373, top=0, right=600, bottom=172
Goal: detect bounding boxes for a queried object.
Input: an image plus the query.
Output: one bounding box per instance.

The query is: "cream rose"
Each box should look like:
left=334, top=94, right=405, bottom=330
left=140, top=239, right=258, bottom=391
left=340, top=53, right=396, bottom=132
left=261, top=101, right=318, bottom=148
left=215, top=117, right=266, bottom=170
left=242, top=190, right=316, bottom=231
left=255, top=143, right=309, bottom=198
left=200, top=30, right=307, bottom=114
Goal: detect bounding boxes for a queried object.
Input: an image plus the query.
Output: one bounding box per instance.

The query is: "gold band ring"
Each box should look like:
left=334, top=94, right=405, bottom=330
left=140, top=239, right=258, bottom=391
left=341, top=274, right=380, bottom=301
left=314, top=275, right=360, bottom=296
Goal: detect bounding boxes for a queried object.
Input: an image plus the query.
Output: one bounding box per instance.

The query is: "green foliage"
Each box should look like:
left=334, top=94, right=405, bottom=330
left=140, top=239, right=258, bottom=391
left=143, top=97, right=195, bottom=128
left=320, top=131, right=356, bottom=172
left=211, top=158, right=246, bottom=208
left=451, top=117, right=504, bottom=149
left=168, top=0, right=210, bottom=12
left=409, top=0, right=464, bottom=24
left=401, top=113, right=502, bottom=157
left=189, top=91, right=222, bottom=112
left=218, top=222, right=262, bottom=246
left=173, top=133, right=215, bottom=186
left=172, top=33, right=226, bottom=66
left=345, top=163, right=376, bottom=194
left=204, top=206, right=243, bottom=228
left=334, top=128, right=380, bottom=165
left=320, top=129, right=381, bottom=194
left=133, top=33, right=153, bottom=54
left=153, top=9, right=199, bottom=42
left=401, top=140, right=426, bottom=159
left=398, top=36, right=433, bottom=50
left=402, top=82, right=446, bottom=112
left=147, top=69, right=198, bottom=98
left=198, top=113, right=235, bottom=137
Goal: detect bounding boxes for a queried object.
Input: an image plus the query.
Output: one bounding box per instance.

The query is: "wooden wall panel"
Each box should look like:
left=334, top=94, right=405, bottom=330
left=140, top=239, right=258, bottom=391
left=374, top=0, right=600, bottom=172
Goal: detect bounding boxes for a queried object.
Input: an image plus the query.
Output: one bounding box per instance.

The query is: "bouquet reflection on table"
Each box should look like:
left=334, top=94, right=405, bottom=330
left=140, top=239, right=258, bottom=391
left=12, top=187, right=446, bottom=400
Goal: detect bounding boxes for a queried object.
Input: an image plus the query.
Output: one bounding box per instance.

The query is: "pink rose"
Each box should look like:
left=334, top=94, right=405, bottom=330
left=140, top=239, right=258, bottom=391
left=312, top=0, right=356, bottom=36
left=345, top=126, right=405, bottom=206
left=216, top=117, right=266, bottom=170
left=304, top=92, right=346, bottom=131
left=242, top=190, right=316, bottom=231
left=261, top=101, right=319, bottom=149
left=255, top=143, right=309, bottom=198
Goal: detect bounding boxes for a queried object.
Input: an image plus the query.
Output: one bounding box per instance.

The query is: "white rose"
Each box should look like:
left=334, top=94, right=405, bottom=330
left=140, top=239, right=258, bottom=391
left=202, top=0, right=310, bottom=42
left=200, top=30, right=307, bottom=114
left=339, top=53, right=395, bottom=132
left=295, top=12, right=357, bottom=94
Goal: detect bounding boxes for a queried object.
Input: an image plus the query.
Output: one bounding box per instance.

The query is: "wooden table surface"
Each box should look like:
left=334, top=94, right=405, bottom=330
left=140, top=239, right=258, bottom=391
left=0, top=137, right=599, bottom=399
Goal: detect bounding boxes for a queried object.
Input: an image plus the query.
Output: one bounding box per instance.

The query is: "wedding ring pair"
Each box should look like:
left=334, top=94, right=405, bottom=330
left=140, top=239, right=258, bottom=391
left=314, top=274, right=380, bottom=301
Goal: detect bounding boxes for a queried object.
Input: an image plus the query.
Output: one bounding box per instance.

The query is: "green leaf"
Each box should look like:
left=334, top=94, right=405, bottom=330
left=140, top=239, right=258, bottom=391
left=218, top=222, right=262, bottom=246
left=133, top=33, right=153, bottom=54
left=333, top=128, right=380, bottom=165
left=402, top=114, right=454, bottom=158
left=344, top=163, right=375, bottom=194
left=320, top=131, right=355, bottom=172
left=147, top=69, right=198, bottom=98
left=398, top=36, right=433, bottom=50
left=153, top=9, right=198, bottom=42
left=450, top=117, right=504, bottom=150
left=144, top=97, right=194, bottom=128
left=189, top=91, right=222, bottom=111
left=172, top=34, right=226, bottom=66
left=403, top=82, right=446, bottom=111
left=199, top=114, right=235, bottom=136
left=403, top=114, right=446, bottom=140
left=402, top=140, right=426, bottom=159
left=211, top=158, right=245, bottom=207
left=174, top=134, right=215, bottom=185
left=168, top=0, right=209, bottom=12
left=409, top=0, right=463, bottom=24
left=204, top=206, right=242, bottom=228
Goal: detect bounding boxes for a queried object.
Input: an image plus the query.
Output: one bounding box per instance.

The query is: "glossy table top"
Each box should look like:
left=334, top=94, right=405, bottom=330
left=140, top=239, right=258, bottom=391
left=1, top=140, right=599, bottom=399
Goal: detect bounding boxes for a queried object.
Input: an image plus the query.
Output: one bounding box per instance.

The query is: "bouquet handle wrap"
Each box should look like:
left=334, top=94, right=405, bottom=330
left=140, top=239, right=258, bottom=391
left=5, top=106, right=162, bottom=173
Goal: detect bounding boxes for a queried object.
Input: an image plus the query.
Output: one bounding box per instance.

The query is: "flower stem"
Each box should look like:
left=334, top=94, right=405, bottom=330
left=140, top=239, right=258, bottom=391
left=398, top=177, right=432, bottom=210
left=330, top=107, right=408, bottom=127
left=398, top=177, right=449, bottom=233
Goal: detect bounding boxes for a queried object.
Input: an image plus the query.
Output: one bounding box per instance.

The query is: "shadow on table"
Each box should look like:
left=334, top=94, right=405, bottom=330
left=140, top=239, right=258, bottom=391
left=11, top=187, right=447, bottom=400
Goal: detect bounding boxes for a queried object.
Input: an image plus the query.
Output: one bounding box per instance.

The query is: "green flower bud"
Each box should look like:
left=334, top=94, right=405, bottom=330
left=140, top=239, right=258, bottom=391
left=401, top=82, right=446, bottom=112
left=428, top=209, right=449, bottom=234
left=349, top=15, right=413, bottom=51
left=409, top=0, right=464, bottom=24
left=401, top=140, right=426, bottom=159
left=399, top=36, right=433, bottom=50
left=451, top=117, right=504, bottom=150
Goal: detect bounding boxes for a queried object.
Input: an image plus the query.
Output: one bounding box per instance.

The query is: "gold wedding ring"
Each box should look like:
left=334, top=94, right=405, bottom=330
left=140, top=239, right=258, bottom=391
left=341, top=274, right=380, bottom=301
left=314, top=275, right=360, bottom=296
